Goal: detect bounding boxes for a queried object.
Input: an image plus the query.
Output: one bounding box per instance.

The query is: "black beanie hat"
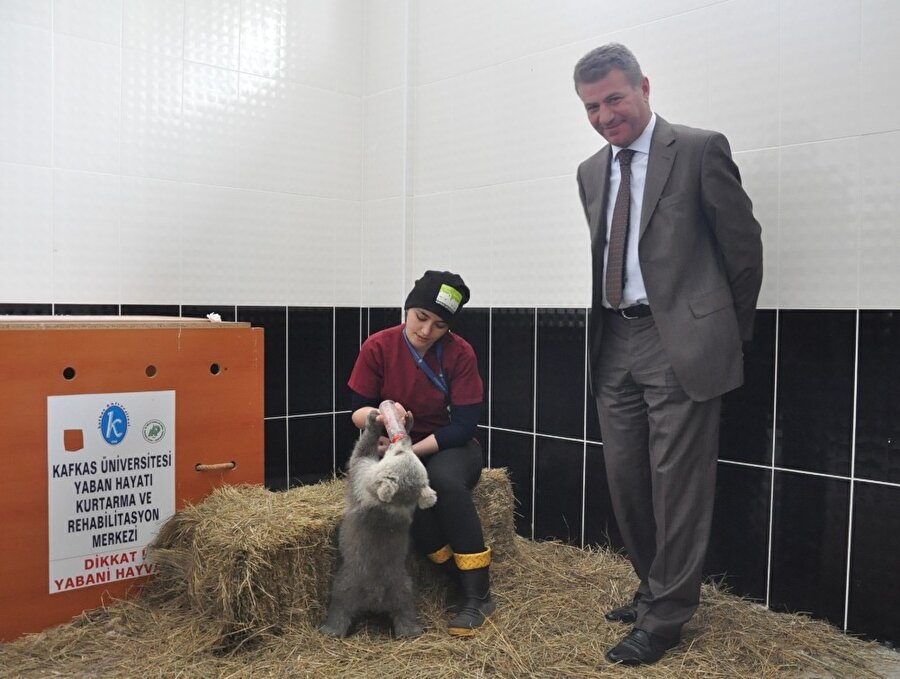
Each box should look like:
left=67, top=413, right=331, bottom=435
left=404, top=270, right=470, bottom=323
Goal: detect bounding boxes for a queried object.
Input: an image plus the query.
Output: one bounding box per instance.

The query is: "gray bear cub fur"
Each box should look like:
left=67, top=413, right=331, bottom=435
left=320, top=409, right=437, bottom=638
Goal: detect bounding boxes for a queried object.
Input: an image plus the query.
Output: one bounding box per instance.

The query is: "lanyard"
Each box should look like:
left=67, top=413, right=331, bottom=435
left=402, top=328, right=449, bottom=397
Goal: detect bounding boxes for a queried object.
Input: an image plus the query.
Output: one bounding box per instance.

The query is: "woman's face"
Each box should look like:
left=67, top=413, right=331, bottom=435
left=405, top=308, right=450, bottom=355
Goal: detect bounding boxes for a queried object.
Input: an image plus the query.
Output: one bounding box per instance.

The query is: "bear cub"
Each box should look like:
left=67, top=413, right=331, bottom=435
left=320, top=409, right=437, bottom=638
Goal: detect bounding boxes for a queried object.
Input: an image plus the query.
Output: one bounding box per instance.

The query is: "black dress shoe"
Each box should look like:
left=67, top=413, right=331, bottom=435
left=605, top=628, right=678, bottom=666
left=604, top=602, right=637, bottom=624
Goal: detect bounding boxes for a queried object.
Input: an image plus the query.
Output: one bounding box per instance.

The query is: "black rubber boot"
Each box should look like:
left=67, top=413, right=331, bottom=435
left=440, top=558, right=464, bottom=614
left=447, top=548, right=496, bottom=637
left=426, top=545, right=462, bottom=614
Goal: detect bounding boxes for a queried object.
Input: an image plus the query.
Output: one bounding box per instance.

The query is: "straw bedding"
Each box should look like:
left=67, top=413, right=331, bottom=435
left=1, top=468, right=896, bottom=678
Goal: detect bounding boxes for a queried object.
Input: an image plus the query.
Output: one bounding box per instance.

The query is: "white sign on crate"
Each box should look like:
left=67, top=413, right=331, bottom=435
left=47, top=391, right=176, bottom=594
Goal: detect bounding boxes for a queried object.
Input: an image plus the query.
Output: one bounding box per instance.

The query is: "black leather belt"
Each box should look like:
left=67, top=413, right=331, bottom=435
left=605, top=304, right=652, bottom=319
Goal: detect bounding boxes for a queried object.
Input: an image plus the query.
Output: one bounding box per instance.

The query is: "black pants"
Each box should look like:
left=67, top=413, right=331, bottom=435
left=411, top=439, right=485, bottom=556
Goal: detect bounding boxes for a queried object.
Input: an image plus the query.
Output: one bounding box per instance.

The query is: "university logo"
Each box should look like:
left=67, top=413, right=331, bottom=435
left=142, top=419, right=166, bottom=443
left=98, top=403, right=129, bottom=445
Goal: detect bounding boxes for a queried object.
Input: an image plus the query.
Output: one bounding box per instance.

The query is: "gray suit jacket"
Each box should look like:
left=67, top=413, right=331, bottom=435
left=577, top=116, right=763, bottom=402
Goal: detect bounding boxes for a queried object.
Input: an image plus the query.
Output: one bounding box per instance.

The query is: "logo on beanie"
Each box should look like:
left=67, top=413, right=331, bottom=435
left=435, top=284, right=463, bottom=314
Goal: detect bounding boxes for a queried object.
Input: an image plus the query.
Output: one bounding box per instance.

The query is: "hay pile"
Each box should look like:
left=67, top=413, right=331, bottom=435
left=143, top=468, right=516, bottom=648
left=1, top=469, right=896, bottom=678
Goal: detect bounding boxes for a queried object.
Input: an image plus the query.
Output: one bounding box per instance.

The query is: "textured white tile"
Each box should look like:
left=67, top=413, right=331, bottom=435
left=614, top=0, right=721, bottom=28
left=0, top=1, right=51, bottom=28
left=54, top=35, right=121, bottom=174
left=706, top=0, right=780, bottom=152
left=123, top=0, right=184, bottom=57
left=364, top=88, right=404, bottom=200
left=780, top=0, right=860, bottom=145
left=488, top=0, right=615, bottom=69
left=413, top=178, right=589, bottom=309
left=0, top=22, right=52, bottom=165
left=778, top=139, right=859, bottom=308
left=119, top=176, right=181, bottom=303
left=240, top=0, right=363, bottom=94
left=283, top=195, right=358, bottom=306
left=364, top=0, right=406, bottom=95
left=491, top=52, right=592, bottom=187
left=121, top=49, right=183, bottom=180
left=408, top=192, right=457, bottom=294
left=631, top=12, right=711, bottom=131
left=414, top=69, right=498, bottom=193
left=235, top=190, right=293, bottom=306
left=54, top=0, right=123, bottom=45
left=362, top=197, right=406, bottom=306
left=181, top=62, right=239, bottom=186
left=327, top=198, right=364, bottom=307
left=237, top=74, right=361, bottom=199
left=415, top=0, right=496, bottom=85
left=861, top=0, right=900, bottom=135
left=185, top=0, right=240, bottom=69
left=0, top=163, right=53, bottom=301
left=413, top=79, right=462, bottom=194
left=441, top=189, right=494, bottom=307
left=734, top=149, right=779, bottom=309
left=489, top=178, right=590, bottom=308
left=181, top=184, right=254, bottom=304
left=859, top=131, right=900, bottom=309
left=52, top=170, right=121, bottom=303
left=415, top=50, right=591, bottom=195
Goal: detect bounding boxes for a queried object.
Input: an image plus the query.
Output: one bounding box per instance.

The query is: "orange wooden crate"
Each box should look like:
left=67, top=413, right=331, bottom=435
left=0, top=317, right=264, bottom=641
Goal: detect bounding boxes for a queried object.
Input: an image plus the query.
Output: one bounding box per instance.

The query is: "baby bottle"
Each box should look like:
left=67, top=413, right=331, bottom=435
left=378, top=400, right=408, bottom=443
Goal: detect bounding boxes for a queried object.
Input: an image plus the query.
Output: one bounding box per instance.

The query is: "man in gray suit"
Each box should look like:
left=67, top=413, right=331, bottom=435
left=574, top=43, right=763, bottom=666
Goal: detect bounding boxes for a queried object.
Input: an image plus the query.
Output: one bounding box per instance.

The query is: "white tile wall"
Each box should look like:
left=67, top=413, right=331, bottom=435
left=119, top=176, right=182, bottom=303
left=184, top=0, right=240, bottom=70
left=54, top=0, right=123, bottom=46
left=363, top=88, right=405, bottom=201
left=778, top=138, right=860, bottom=309
left=0, top=0, right=51, bottom=29
left=53, top=34, right=121, bottom=174
left=860, top=0, right=900, bottom=136
left=780, top=0, right=861, bottom=146
left=52, top=170, right=122, bottom=303
left=121, top=48, right=184, bottom=181
left=362, top=197, right=407, bottom=306
left=1, top=0, right=899, bottom=311
left=0, top=21, right=52, bottom=166
left=181, top=62, right=239, bottom=186
left=735, top=149, right=780, bottom=309
left=0, top=163, right=53, bottom=301
left=859, top=131, right=900, bottom=309
left=363, top=0, right=406, bottom=96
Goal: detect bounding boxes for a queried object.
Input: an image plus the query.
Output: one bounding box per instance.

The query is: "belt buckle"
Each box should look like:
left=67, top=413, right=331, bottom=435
left=620, top=306, right=639, bottom=320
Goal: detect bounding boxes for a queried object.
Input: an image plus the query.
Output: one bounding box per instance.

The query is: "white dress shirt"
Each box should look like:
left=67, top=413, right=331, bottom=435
left=603, top=112, right=657, bottom=309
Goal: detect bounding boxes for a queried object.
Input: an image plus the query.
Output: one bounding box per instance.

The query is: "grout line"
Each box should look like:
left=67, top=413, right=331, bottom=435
left=581, top=306, right=589, bottom=549
left=486, top=306, right=493, bottom=468
left=764, top=309, right=780, bottom=609
left=332, top=306, right=337, bottom=478
left=530, top=308, right=537, bottom=540
left=843, top=309, right=861, bottom=631
left=283, top=306, right=289, bottom=484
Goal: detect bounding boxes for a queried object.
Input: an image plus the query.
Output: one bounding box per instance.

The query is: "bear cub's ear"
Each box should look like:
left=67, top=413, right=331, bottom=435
left=418, top=485, right=437, bottom=509
left=376, top=475, right=399, bottom=503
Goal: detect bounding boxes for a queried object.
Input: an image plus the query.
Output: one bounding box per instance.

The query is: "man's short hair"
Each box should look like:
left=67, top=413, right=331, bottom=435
left=573, top=43, right=644, bottom=90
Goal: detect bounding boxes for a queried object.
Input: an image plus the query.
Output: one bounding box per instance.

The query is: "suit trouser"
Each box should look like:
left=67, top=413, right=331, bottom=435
left=595, top=311, right=721, bottom=641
